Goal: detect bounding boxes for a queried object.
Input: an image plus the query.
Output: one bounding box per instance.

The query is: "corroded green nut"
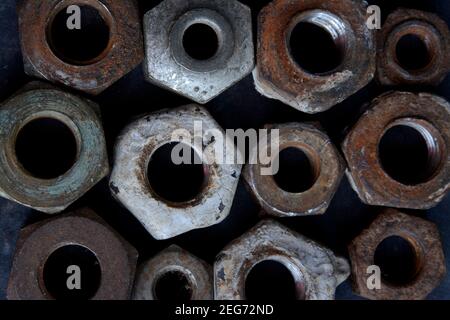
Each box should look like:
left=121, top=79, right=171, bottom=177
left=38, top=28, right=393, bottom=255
left=0, top=83, right=109, bottom=213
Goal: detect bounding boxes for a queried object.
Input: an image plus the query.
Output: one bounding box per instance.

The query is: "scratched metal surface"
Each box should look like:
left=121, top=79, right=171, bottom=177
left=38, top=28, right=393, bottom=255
left=0, top=0, right=449, bottom=300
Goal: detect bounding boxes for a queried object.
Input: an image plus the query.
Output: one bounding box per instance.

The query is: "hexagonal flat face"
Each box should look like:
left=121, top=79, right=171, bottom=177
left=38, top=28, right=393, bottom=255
left=133, top=245, right=213, bottom=300
left=349, top=209, right=446, bottom=300
left=110, top=105, right=241, bottom=240
left=244, top=123, right=345, bottom=217
left=143, top=0, right=254, bottom=103
left=214, top=220, right=350, bottom=300
left=0, top=84, right=109, bottom=213
left=18, top=0, right=143, bottom=95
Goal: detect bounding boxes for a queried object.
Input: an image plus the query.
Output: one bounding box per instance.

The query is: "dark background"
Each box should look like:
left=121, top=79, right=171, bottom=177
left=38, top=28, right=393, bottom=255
left=0, top=0, right=449, bottom=300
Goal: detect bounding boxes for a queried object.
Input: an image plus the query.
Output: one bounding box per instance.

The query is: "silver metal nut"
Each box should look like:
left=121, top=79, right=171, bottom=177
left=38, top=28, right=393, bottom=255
left=143, top=0, right=254, bottom=104
left=0, top=83, right=109, bottom=214
left=214, top=220, right=350, bottom=300
left=133, top=245, right=213, bottom=300
left=110, top=105, right=241, bottom=240
left=244, top=123, right=345, bottom=217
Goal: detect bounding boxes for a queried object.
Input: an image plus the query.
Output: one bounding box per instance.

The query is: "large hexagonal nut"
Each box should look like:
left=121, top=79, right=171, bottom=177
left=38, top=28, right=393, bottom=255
left=0, top=83, right=109, bottom=214
left=214, top=220, right=350, bottom=300
left=133, top=245, right=213, bottom=300
left=253, top=0, right=375, bottom=113
left=343, top=91, right=450, bottom=209
left=348, top=208, right=446, bottom=300
left=110, top=105, right=241, bottom=240
left=7, top=208, right=138, bottom=300
left=244, top=123, right=345, bottom=217
left=17, top=0, right=144, bottom=95
left=377, top=9, right=450, bottom=87
left=143, top=0, right=254, bottom=104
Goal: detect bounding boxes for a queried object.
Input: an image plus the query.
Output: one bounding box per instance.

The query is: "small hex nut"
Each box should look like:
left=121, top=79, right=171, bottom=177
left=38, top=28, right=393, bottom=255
left=17, top=0, right=144, bottom=95
left=254, top=0, right=375, bottom=113
left=7, top=208, right=138, bottom=300
left=348, top=208, right=446, bottom=300
left=214, top=220, right=350, bottom=300
left=143, top=0, right=254, bottom=104
left=377, top=8, right=450, bottom=86
left=110, top=105, right=241, bottom=240
left=133, top=245, right=213, bottom=300
left=343, top=91, right=450, bottom=209
left=244, top=123, right=345, bottom=217
left=0, top=83, right=109, bottom=214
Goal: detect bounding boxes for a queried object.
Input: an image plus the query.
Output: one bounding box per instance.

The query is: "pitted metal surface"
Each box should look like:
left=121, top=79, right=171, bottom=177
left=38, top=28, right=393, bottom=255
left=133, top=245, right=213, bottom=300
left=0, top=83, right=109, bottom=214
left=253, top=0, right=375, bottom=113
left=214, top=220, right=350, bottom=300
left=244, top=123, right=345, bottom=217
left=349, top=208, right=446, bottom=300
left=6, top=208, right=138, bottom=300
left=343, top=91, right=450, bottom=209
left=110, top=105, right=241, bottom=240
left=17, top=0, right=144, bottom=94
left=143, top=0, right=254, bottom=103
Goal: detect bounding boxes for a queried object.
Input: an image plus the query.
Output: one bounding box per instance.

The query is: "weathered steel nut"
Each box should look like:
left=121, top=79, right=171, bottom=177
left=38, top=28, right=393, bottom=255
left=343, top=91, right=450, bottom=209
left=17, top=0, right=144, bottom=95
left=0, top=83, right=109, bottom=214
left=244, top=123, right=345, bottom=217
left=377, top=9, right=450, bottom=86
left=110, top=105, right=241, bottom=240
left=214, top=220, right=350, bottom=300
left=7, top=209, right=138, bottom=300
left=143, top=0, right=254, bottom=103
left=348, top=208, right=446, bottom=300
left=253, top=0, right=375, bottom=114
left=133, top=245, right=213, bottom=300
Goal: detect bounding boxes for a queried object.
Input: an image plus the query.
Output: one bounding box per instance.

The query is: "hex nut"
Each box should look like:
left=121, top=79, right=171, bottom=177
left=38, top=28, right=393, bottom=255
left=7, top=208, right=138, bottom=300
left=244, top=123, right=345, bottom=217
left=17, top=0, right=144, bottom=95
left=377, top=8, right=450, bottom=86
left=133, top=245, right=213, bottom=300
left=253, top=0, right=375, bottom=114
left=348, top=208, right=446, bottom=300
left=343, top=91, right=450, bottom=209
left=0, top=83, right=109, bottom=214
left=143, top=0, right=254, bottom=104
left=214, top=220, right=350, bottom=300
left=110, top=105, right=241, bottom=240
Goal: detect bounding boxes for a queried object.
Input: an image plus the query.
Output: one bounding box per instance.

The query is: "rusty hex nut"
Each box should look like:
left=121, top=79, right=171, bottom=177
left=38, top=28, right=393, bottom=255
left=348, top=208, right=446, bottom=300
left=0, top=83, right=109, bottom=214
left=110, top=105, right=241, bottom=240
left=244, top=123, right=345, bottom=217
left=377, top=9, right=450, bottom=87
left=214, top=220, right=350, bottom=300
left=253, top=0, right=375, bottom=114
left=7, top=209, right=138, bottom=300
left=17, top=0, right=144, bottom=95
left=133, top=245, right=213, bottom=300
left=143, top=0, right=254, bottom=104
left=343, top=92, right=450, bottom=209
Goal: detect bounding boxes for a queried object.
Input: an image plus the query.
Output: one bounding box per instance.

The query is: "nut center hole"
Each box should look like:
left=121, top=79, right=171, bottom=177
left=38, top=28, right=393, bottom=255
left=43, top=245, right=101, bottom=300
left=289, top=11, right=347, bottom=75
left=183, top=23, right=219, bottom=61
left=374, top=236, right=421, bottom=286
left=15, top=118, right=78, bottom=180
left=396, top=34, right=432, bottom=71
left=153, top=270, right=193, bottom=301
left=378, top=123, right=442, bottom=185
left=245, top=260, right=301, bottom=300
left=273, top=147, right=320, bottom=193
left=47, top=5, right=111, bottom=65
left=147, top=142, right=207, bottom=203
